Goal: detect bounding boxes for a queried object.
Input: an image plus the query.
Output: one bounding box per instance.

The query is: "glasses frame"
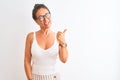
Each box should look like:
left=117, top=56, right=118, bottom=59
left=37, top=12, right=51, bottom=21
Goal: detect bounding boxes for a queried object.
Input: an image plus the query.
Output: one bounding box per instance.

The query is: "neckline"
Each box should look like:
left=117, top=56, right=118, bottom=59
left=34, top=32, right=56, bottom=51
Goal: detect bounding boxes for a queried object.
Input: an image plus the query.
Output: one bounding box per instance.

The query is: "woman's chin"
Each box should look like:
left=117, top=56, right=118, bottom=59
left=45, top=24, right=51, bottom=28
left=44, top=26, right=51, bottom=29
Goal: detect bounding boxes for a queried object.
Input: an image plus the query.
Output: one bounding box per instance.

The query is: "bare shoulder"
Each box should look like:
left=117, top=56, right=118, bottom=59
left=26, top=32, right=34, bottom=43
left=26, top=32, right=34, bottom=38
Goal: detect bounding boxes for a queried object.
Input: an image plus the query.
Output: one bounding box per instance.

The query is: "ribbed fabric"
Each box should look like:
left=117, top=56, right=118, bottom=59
left=31, top=32, right=60, bottom=80
left=32, top=73, right=60, bottom=80
left=31, top=32, right=58, bottom=74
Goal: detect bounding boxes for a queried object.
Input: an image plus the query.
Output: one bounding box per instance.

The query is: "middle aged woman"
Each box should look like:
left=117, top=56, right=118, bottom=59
left=24, top=4, right=68, bottom=80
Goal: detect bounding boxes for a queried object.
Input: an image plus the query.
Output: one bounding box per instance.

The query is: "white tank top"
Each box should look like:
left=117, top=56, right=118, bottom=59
left=31, top=32, right=59, bottom=75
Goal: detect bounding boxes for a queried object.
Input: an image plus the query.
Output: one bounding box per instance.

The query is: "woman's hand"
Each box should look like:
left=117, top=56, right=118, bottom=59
left=56, top=29, right=67, bottom=45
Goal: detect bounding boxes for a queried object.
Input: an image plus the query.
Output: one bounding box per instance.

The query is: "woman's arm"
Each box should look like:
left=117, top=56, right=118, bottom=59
left=56, top=29, right=68, bottom=63
left=58, top=43, right=68, bottom=63
left=24, top=32, right=33, bottom=80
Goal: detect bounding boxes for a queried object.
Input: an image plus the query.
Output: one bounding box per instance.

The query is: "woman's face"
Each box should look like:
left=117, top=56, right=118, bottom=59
left=35, top=8, right=52, bottom=29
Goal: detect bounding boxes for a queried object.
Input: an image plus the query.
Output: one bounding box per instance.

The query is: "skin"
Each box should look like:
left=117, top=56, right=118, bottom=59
left=24, top=8, right=68, bottom=80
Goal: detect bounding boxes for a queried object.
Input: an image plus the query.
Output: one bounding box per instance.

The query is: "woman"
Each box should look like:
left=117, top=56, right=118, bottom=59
left=24, top=4, right=68, bottom=80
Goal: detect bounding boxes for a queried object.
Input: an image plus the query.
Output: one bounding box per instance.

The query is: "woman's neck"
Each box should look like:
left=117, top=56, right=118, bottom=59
left=40, top=29, right=51, bottom=36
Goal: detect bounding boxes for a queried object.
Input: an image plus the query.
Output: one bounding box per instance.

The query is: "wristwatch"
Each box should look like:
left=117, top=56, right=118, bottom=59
left=59, top=43, right=67, bottom=47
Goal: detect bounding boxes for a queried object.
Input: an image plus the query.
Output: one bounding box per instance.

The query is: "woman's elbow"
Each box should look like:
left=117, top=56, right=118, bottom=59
left=60, top=57, right=68, bottom=63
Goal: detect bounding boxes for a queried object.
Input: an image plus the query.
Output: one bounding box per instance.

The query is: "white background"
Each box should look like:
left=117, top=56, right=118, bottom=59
left=0, top=0, right=120, bottom=80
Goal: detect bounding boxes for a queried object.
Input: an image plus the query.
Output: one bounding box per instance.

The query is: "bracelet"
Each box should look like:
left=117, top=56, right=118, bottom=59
left=59, top=43, right=67, bottom=47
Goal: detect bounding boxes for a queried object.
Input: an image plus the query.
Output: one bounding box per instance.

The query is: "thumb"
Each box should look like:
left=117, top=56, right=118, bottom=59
left=63, top=29, right=67, bottom=34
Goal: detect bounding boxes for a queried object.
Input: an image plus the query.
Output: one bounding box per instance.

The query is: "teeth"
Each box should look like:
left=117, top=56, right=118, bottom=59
left=45, top=22, right=48, bottom=25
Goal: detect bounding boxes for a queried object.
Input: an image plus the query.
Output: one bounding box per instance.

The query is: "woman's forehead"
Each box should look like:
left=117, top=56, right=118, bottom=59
left=36, top=8, right=49, bottom=15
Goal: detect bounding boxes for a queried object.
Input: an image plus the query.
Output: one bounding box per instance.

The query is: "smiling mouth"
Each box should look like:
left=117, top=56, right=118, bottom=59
left=45, top=22, right=49, bottom=24
left=44, top=22, right=51, bottom=27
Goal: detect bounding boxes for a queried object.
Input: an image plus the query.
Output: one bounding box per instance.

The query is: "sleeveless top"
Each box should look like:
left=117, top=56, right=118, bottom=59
left=31, top=32, right=59, bottom=75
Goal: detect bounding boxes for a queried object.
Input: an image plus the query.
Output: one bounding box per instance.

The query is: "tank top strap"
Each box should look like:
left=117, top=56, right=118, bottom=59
left=54, top=32, right=58, bottom=45
left=34, top=32, right=36, bottom=38
left=33, top=32, right=36, bottom=42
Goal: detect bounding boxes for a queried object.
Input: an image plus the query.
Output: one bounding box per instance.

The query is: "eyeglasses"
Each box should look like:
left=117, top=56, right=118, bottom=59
left=37, top=12, right=51, bottom=21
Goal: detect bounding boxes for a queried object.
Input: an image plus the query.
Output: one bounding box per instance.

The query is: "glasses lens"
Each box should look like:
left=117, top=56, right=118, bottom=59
left=45, top=13, right=51, bottom=18
left=38, top=16, right=44, bottom=21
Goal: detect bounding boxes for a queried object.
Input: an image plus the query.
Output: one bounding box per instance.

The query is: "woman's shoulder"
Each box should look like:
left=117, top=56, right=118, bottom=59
left=25, top=32, right=34, bottom=43
left=26, top=32, right=34, bottom=38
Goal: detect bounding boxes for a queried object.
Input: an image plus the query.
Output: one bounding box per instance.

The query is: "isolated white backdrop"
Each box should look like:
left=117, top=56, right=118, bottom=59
left=0, top=0, right=120, bottom=80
